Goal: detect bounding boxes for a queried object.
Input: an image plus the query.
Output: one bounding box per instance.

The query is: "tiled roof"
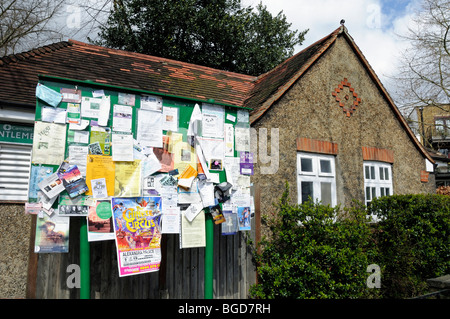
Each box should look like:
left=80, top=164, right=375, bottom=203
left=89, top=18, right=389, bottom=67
left=0, top=39, right=256, bottom=108
left=0, top=26, right=434, bottom=163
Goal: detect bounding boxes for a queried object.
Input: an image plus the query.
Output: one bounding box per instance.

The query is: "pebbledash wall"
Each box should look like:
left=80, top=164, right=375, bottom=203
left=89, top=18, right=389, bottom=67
left=251, top=36, right=435, bottom=221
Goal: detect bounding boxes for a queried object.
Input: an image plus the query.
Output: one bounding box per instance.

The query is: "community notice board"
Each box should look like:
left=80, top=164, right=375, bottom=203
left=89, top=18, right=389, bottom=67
left=26, top=76, right=254, bottom=277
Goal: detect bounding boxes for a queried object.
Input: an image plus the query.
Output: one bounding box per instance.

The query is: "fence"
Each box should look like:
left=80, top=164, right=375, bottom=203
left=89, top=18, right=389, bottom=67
left=29, top=187, right=260, bottom=299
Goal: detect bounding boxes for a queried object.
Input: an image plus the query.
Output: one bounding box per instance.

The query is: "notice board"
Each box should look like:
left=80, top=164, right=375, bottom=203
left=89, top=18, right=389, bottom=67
left=28, top=75, right=253, bottom=277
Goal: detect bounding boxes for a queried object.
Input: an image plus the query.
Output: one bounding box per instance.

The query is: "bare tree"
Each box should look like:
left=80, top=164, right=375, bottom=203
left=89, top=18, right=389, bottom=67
left=392, top=0, right=449, bottom=116
left=0, top=0, right=68, bottom=56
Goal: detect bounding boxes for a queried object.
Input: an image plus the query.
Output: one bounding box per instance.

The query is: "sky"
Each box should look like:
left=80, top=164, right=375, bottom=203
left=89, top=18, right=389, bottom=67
left=242, top=0, right=423, bottom=95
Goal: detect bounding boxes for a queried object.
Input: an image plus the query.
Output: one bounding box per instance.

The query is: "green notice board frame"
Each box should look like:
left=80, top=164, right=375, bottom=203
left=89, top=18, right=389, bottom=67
left=32, top=74, right=251, bottom=299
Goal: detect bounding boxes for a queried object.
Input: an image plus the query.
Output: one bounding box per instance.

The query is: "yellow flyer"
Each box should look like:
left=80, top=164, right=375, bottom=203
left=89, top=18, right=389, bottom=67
left=114, top=160, right=141, bottom=197
left=85, top=155, right=115, bottom=196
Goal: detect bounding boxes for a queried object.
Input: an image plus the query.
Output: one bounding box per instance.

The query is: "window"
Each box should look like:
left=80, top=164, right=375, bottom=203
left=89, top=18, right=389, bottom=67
left=297, top=153, right=336, bottom=206
left=434, top=117, right=450, bottom=139
left=0, top=142, right=32, bottom=202
left=363, top=161, right=393, bottom=206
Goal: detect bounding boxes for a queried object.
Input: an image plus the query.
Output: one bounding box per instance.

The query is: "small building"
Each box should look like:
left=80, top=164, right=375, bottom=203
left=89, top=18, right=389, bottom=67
left=0, top=25, right=435, bottom=299
left=249, top=26, right=435, bottom=215
left=415, top=104, right=450, bottom=188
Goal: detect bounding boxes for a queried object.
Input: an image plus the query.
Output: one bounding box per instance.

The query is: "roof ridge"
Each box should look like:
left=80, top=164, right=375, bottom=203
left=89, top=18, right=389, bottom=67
left=245, top=26, right=341, bottom=114
left=254, top=26, right=342, bottom=83
left=68, top=39, right=257, bottom=81
left=0, top=41, right=72, bottom=66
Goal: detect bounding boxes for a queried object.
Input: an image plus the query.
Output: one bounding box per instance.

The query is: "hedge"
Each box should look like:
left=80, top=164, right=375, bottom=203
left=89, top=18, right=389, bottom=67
left=250, top=184, right=450, bottom=299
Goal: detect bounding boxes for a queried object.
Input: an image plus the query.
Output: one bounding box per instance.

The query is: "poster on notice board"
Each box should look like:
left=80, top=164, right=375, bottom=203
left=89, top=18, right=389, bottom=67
left=111, top=197, right=163, bottom=277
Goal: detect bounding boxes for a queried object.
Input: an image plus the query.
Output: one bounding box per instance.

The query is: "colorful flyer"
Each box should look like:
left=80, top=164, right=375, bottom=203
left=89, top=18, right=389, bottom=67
left=34, top=214, right=70, bottom=253
left=111, top=197, right=163, bottom=277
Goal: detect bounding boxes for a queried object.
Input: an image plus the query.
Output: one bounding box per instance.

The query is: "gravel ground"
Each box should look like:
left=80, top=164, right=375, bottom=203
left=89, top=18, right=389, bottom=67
left=0, top=204, right=31, bottom=298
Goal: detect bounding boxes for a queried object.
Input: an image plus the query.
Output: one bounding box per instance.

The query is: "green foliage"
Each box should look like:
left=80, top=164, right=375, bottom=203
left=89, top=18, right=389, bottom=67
left=368, top=194, right=450, bottom=298
left=94, top=0, right=308, bottom=75
left=250, top=183, right=376, bottom=299
left=250, top=184, right=450, bottom=299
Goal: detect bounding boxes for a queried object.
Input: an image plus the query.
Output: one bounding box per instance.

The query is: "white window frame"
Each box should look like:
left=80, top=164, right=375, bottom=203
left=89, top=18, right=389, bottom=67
left=363, top=161, right=393, bottom=206
left=297, top=152, right=337, bottom=206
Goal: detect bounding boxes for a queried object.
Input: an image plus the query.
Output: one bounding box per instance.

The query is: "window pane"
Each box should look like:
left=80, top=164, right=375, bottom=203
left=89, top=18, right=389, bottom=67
left=384, top=167, right=389, bottom=180
left=301, top=158, right=313, bottom=172
left=321, top=182, right=332, bottom=206
left=371, top=166, right=375, bottom=179
left=365, top=166, right=370, bottom=179
left=379, top=167, right=384, bottom=180
left=380, top=188, right=385, bottom=196
left=301, top=181, right=314, bottom=203
left=372, top=187, right=376, bottom=199
left=320, top=160, right=332, bottom=174
left=366, top=187, right=371, bottom=200
left=385, top=188, right=390, bottom=196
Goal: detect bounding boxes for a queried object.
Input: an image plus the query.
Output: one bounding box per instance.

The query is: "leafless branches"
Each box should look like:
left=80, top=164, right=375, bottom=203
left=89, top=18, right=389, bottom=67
left=392, top=0, right=449, bottom=115
left=0, top=0, right=69, bottom=56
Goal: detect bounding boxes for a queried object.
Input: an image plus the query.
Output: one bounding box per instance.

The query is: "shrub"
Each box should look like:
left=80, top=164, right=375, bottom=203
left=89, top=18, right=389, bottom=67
left=250, top=185, right=450, bottom=299
left=368, top=194, right=450, bottom=298
left=250, top=184, right=377, bottom=299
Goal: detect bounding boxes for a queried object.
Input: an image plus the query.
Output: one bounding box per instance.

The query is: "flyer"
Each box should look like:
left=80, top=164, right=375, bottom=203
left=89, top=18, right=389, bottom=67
left=161, top=205, right=180, bottom=234
left=239, top=151, right=254, bottom=175
left=221, top=205, right=238, bottom=235
left=85, top=155, right=115, bottom=196
left=31, top=121, right=66, bottom=165
left=34, top=214, right=70, bottom=253
left=180, top=208, right=205, bottom=248
left=113, top=104, right=133, bottom=132
left=28, top=165, right=54, bottom=201
left=114, top=160, right=142, bottom=197
left=137, top=109, right=163, bottom=148
left=201, top=103, right=224, bottom=138
left=58, top=194, right=91, bottom=216
left=140, top=94, right=162, bottom=111
left=57, top=162, right=89, bottom=198
left=81, top=96, right=102, bottom=119
left=237, top=206, right=251, bottom=231
left=37, top=172, right=65, bottom=199
left=87, top=200, right=114, bottom=242
left=111, top=197, right=163, bottom=277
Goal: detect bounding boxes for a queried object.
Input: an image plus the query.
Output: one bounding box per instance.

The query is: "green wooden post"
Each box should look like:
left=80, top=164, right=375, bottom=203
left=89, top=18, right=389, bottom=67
left=80, top=218, right=90, bottom=299
left=204, top=211, right=214, bottom=299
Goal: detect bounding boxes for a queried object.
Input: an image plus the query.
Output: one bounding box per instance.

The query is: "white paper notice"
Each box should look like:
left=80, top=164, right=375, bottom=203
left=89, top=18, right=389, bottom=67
left=201, top=103, right=224, bottom=138
left=112, top=133, right=134, bottom=161
left=41, top=106, right=67, bottom=124
left=140, top=95, right=163, bottom=111
left=181, top=209, right=206, bottom=248
left=162, top=106, right=178, bottom=132
left=90, top=178, right=108, bottom=198
left=224, top=123, right=234, bottom=157
left=184, top=202, right=204, bottom=222
left=137, top=109, right=163, bottom=148
left=113, top=104, right=133, bottom=132
left=81, top=96, right=102, bottom=119
left=97, top=96, right=111, bottom=127
left=235, top=125, right=250, bottom=152
left=198, top=180, right=215, bottom=207
left=162, top=206, right=180, bottom=233
left=68, top=145, right=89, bottom=176
left=31, top=121, right=67, bottom=165
left=187, top=104, right=202, bottom=137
